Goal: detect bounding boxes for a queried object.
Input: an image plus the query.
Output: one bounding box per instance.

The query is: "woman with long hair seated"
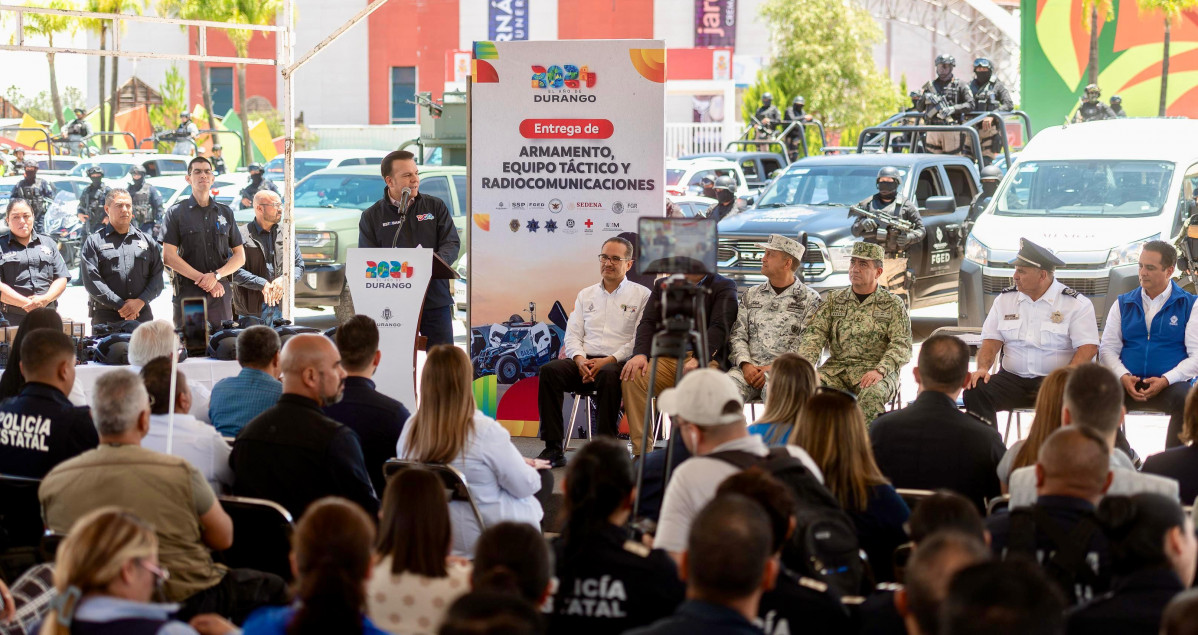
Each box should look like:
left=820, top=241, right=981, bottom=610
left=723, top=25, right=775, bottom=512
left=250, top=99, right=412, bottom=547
left=368, top=467, right=472, bottom=634
left=995, top=366, right=1072, bottom=489
left=0, top=307, right=86, bottom=403
left=38, top=507, right=197, bottom=635
left=746, top=353, right=819, bottom=446
left=791, top=388, right=909, bottom=582
left=397, top=345, right=550, bottom=557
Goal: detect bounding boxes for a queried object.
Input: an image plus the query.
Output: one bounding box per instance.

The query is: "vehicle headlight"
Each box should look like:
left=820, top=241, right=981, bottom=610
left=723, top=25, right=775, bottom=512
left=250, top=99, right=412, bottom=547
left=827, top=245, right=853, bottom=272
left=298, top=231, right=337, bottom=264
left=965, top=235, right=990, bottom=266
left=1106, top=235, right=1159, bottom=268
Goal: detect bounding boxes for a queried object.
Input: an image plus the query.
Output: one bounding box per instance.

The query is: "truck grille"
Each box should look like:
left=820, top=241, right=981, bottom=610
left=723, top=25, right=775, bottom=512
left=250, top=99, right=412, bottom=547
left=981, top=275, right=1109, bottom=296
left=719, top=237, right=827, bottom=278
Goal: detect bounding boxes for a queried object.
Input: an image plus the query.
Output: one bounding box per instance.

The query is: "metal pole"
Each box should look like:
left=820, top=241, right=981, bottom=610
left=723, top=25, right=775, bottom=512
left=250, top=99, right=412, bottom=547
left=281, top=0, right=294, bottom=322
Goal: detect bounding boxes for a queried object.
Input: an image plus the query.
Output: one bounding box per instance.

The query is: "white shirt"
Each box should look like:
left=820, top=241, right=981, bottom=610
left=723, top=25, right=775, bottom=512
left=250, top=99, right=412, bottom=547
left=144, top=412, right=234, bottom=493
left=396, top=411, right=543, bottom=558
left=653, top=434, right=824, bottom=554
left=981, top=279, right=1099, bottom=377
left=1008, top=464, right=1179, bottom=508
left=1099, top=285, right=1198, bottom=384
left=562, top=278, right=651, bottom=362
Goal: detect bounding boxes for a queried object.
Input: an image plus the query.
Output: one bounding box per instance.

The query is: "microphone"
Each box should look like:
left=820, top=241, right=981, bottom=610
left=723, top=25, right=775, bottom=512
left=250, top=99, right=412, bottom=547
left=391, top=187, right=413, bottom=249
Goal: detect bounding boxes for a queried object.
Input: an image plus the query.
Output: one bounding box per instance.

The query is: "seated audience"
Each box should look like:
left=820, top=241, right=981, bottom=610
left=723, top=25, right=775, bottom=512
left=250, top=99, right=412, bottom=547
left=717, top=469, right=852, bottom=635
left=325, top=315, right=412, bottom=495
left=239, top=497, right=390, bottom=634
left=996, top=367, right=1072, bottom=488
left=128, top=320, right=212, bottom=424
left=1161, top=588, right=1198, bottom=635
left=627, top=494, right=779, bottom=635
left=368, top=467, right=471, bottom=635
left=438, top=591, right=544, bottom=635
left=940, top=560, right=1066, bottom=635
left=39, top=369, right=286, bottom=622
left=988, top=426, right=1113, bottom=604
left=140, top=357, right=233, bottom=492
left=899, top=531, right=991, bottom=635
left=870, top=334, right=1005, bottom=510
left=745, top=353, right=818, bottom=446
left=231, top=334, right=378, bottom=519
left=0, top=565, right=54, bottom=635
left=549, top=438, right=684, bottom=634
left=1008, top=364, right=1178, bottom=508
left=471, top=522, right=553, bottom=608
left=1067, top=493, right=1197, bottom=635
left=37, top=507, right=200, bottom=635
left=0, top=307, right=86, bottom=404
left=793, top=389, right=909, bottom=581
left=208, top=325, right=281, bottom=436
left=1143, top=386, right=1198, bottom=503
left=0, top=329, right=96, bottom=478
left=397, top=346, right=548, bottom=557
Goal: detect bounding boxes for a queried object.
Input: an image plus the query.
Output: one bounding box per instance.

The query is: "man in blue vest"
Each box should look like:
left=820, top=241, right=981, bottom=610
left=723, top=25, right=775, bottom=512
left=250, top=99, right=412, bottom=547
left=1099, top=240, right=1198, bottom=448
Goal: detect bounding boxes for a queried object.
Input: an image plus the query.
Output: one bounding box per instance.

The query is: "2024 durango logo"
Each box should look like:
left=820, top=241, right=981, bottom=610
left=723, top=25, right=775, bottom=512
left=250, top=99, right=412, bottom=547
left=530, top=65, right=597, bottom=90
left=365, top=261, right=415, bottom=289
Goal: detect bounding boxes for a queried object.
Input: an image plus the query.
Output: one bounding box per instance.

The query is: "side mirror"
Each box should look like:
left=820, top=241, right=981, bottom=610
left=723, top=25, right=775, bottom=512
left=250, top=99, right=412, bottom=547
left=923, top=195, right=956, bottom=214
left=745, top=196, right=756, bottom=207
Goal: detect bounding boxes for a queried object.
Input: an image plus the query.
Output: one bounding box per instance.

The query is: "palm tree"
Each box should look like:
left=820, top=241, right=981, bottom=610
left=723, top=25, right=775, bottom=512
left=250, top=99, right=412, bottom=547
left=155, top=0, right=229, bottom=133
left=1137, top=0, right=1198, bottom=115
left=23, top=0, right=78, bottom=129
left=1081, top=0, right=1113, bottom=85
left=227, top=0, right=281, bottom=163
left=98, top=0, right=142, bottom=139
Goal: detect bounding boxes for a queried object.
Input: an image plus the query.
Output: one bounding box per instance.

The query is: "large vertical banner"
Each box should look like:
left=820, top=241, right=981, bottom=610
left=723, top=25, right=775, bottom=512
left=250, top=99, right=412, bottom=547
left=489, top=0, right=529, bottom=41
left=469, top=39, right=666, bottom=436
left=695, top=0, right=736, bottom=49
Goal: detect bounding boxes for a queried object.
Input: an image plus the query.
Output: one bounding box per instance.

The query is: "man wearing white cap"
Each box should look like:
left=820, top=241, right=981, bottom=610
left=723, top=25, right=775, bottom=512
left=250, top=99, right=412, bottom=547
left=652, top=368, right=824, bottom=561
left=727, top=234, right=823, bottom=402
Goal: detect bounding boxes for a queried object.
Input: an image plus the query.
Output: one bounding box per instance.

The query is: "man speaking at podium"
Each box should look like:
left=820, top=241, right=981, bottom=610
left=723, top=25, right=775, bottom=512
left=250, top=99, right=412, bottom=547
left=358, top=150, right=461, bottom=346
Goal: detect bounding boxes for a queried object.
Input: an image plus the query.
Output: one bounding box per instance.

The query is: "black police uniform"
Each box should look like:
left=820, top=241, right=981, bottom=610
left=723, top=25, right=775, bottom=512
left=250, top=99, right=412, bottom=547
left=0, top=382, right=97, bottom=479
left=1111, top=104, right=1128, bottom=118
left=756, top=103, right=782, bottom=134
left=231, top=219, right=304, bottom=324
left=851, top=192, right=924, bottom=298
left=917, top=76, right=974, bottom=154
left=80, top=224, right=164, bottom=327
left=755, top=567, right=852, bottom=635
left=358, top=188, right=461, bottom=346
left=1073, top=100, right=1117, bottom=123
left=162, top=195, right=244, bottom=326
left=128, top=178, right=164, bottom=235
left=703, top=199, right=737, bottom=222
left=65, top=117, right=90, bottom=139
left=870, top=391, right=1006, bottom=511
left=77, top=182, right=113, bottom=234
left=211, top=155, right=227, bottom=175
left=0, top=232, right=71, bottom=326
left=10, top=176, right=55, bottom=230
left=238, top=176, right=279, bottom=208
left=970, top=78, right=1014, bottom=159
left=548, top=526, right=685, bottom=635
left=1065, top=567, right=1185, bottom=635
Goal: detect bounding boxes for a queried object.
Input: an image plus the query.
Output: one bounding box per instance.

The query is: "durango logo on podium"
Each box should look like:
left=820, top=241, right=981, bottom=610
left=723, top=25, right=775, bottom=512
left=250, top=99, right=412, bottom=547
left=365, top=261, right=414, bottom=279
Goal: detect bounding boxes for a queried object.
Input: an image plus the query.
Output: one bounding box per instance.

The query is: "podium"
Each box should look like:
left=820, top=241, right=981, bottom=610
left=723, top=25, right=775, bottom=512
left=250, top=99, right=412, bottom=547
left=346, top=248, right=458, bottom=409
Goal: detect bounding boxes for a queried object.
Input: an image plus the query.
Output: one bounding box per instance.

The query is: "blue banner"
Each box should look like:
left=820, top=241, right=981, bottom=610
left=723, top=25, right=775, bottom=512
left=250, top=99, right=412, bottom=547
left=488, top=0, right=529, bottom=41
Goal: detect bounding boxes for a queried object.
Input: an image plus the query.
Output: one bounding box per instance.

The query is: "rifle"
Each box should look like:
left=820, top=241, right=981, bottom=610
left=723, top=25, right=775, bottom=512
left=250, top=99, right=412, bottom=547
left=922, top=88, right=955, bottom=123
left=848, top=205, right=916, bottom=254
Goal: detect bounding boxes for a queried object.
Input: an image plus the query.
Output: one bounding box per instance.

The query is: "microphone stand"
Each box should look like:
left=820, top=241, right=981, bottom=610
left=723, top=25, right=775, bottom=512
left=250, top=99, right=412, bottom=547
left=391, top=187, right=411, bottom=249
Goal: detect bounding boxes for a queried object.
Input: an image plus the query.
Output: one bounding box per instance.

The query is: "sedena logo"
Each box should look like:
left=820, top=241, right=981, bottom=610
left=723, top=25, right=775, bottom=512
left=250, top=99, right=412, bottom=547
left=366, top=261, right=414, bottom=279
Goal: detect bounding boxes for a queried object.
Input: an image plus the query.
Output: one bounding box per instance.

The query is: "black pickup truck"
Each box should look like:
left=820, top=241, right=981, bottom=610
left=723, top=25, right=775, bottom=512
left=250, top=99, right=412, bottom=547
left=716, top=153, right=980, bottom=309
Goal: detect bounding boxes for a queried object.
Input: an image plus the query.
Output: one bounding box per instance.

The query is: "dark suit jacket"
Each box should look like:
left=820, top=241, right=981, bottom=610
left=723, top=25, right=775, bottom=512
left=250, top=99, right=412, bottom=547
left=1142, top=445, right=1198, bottom=505
left=324, top=376, right=411, bottom=497
left=870, top=390, right=1006, bottom=510
left=631, top=274, right=739, bottom=370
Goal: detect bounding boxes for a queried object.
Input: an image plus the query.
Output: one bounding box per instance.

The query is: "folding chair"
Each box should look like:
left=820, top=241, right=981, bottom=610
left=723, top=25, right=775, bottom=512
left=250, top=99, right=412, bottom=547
left=0, top=474, right=44, bottom=551
left=895, top=488, right=937, bottom=511
left=564, top=391, right=594, bottom=452
left=384, top=460, right=487, bottom=534
left=215, top=495, right=295, bottom=582
left=986, top=494, right=1011, bottom=517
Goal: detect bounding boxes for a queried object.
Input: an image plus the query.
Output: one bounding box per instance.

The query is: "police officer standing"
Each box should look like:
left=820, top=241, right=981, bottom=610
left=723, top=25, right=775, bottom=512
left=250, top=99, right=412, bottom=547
left=0, top=199, right=70, bottom=326
left=962, top=238, right=1099, bottom=427
left=9, top=147, right=27, bottom=174
left=754, top=92, right=782, bottom=137
left=783, top=96, right=813, bottom=160
left=358, top=149, right=460, bottom=344
left=64, top=108, right=90, bottom=156
left=1073, top=85, right=1117, bottom=122
left=917, top=54, right=974, bottom=154
left=969, top=58, right=1014, bottom=163
left=77, top=166, right=112, bottom=235
left=126, top=165, right=163, bottom=238
left=968, top=165, right=1002, bottom=227
left=239, top=163, right=279, bottom=210
left=210, top=144, right=227, bottom=175
left=1110, top=95, right=1128, bottom=118
left=172, top=112, right=199, bottom=156
left=703, top=176, right=739, bottom=222
left=80, top=188, right=163, bottom=326
left=232, top=190, right=304, bottom=326
left=162, top=156, right=247, bottom=326
left=851, top=167, right=925, bottom=306
left=0, top=144, right=12, bottom=175
left=10, top=163, right=55, bottom=233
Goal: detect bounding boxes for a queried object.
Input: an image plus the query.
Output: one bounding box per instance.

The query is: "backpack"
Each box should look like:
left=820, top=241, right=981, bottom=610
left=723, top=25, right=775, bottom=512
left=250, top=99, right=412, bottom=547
left=1005, top=506, right=1104, bottom=604
left=709, top=447, right=866, bottom=596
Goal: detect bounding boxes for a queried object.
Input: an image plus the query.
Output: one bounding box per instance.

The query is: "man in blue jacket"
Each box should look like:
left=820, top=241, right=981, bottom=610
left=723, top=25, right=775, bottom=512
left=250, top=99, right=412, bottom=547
left=1099, top=240, right=1198, bottom=448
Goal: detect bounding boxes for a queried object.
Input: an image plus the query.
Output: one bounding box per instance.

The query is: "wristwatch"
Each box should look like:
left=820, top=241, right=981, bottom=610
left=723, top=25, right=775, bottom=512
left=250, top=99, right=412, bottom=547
left=213, top=271, right=223, bottom=281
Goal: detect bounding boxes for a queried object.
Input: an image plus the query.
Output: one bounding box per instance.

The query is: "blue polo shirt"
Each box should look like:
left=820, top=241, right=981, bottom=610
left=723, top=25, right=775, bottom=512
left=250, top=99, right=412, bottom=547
left=208, top=367, right=281, bottom=436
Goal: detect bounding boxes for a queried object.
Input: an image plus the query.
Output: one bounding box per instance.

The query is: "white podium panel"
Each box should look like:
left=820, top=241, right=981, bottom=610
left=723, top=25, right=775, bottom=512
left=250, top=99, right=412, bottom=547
left=346, top=248, right=434, bottom=410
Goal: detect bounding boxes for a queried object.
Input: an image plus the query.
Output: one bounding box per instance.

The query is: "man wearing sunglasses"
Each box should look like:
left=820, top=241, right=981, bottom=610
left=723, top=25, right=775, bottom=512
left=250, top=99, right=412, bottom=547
left=799, top=242, right=912, bottom=422
left=536, top=236, right=651, bottom=467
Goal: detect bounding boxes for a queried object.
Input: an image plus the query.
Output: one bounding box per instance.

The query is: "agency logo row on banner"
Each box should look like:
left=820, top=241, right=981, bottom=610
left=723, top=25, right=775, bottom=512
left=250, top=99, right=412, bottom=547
left=469, top=39, right=666, bottom=435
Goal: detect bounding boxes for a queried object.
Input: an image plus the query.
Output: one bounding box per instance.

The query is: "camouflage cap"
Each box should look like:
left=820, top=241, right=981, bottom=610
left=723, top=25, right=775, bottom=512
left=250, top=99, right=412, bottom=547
left=851, top=241, right=885, bottom=261
left=756, top=234, right=806, bottom=263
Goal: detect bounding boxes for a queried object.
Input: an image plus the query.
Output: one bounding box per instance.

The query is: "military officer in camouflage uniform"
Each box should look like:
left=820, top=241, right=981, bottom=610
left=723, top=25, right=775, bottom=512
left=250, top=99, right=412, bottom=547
left=126, top=165, right=164, bottom=238
left=77, top=166, right=112, bottom=235
left=727, top=234, right=823, bottom=401
left=799, top=242, right=912, bottom=422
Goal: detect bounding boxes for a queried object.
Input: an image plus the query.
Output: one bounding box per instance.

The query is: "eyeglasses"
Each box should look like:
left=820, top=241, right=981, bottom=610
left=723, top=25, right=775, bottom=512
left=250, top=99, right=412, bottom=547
left=816, top=385, right=858, bottom=402
left=138, top=560, right=170, bottom=584
left=598, top=255, right=631, bottom=264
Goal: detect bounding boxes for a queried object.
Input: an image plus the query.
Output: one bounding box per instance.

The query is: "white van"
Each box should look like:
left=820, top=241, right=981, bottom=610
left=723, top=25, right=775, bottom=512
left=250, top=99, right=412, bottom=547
left=958, top=118, right=1198, bottom=328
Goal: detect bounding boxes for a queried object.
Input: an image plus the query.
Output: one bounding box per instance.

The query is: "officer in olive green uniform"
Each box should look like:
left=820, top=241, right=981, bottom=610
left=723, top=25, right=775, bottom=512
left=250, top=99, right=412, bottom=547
left=728, top=234, right=823, bottom=402
left=799, top=242, right=912, bottom=422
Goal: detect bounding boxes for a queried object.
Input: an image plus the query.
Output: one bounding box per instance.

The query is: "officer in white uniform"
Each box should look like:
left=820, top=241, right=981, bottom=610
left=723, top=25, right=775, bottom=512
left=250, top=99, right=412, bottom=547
left=963, top=238, right=1100, bottom=427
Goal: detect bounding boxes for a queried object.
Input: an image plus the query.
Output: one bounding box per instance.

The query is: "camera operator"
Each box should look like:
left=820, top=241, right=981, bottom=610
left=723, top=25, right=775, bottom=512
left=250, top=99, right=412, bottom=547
left=620, top=271, right=738, bottom=457
left=727, top=235, right=823, bottom=402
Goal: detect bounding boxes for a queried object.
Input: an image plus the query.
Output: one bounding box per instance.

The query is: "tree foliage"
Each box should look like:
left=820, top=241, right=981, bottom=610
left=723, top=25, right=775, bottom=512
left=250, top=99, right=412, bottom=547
left=5, top=85, right=84, bottom=122
left=744, top=0, right=902, bottom=133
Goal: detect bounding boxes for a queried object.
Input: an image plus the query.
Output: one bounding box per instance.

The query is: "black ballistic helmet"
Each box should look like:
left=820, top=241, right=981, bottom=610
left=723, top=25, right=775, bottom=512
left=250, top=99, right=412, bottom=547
left=980, top=165, right=1002, bottom=182
left=876, top=166, right=902, bottom=186
left=713, top=175, right=736, bottom=194
left=935, top=54, right=956, bottom=66
left=1110, top=95, right=1123, bottom=105
left=86, top=166, right=104, bottom=177
left=973, top=58, right=993, bottom=70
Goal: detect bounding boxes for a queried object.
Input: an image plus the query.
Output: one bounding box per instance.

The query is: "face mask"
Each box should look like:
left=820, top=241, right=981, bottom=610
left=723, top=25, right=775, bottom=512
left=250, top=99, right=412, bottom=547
left=878, top=180, right=899, bottom=195
left=251, top=173, right=263, bottom=184
left=132, top=175, right=143, bottom=185
left=975, top=71, right=992, bottom=84
left=982, top=181, right=998, bottom=196
left=90, top=176, right=103, bottom=185
left=718, top=191, right=734, bottom=203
